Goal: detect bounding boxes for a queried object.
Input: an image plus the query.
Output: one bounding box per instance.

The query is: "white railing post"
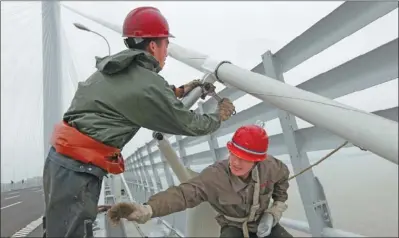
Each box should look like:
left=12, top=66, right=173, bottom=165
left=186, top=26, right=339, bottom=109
left=135, top=151, right=149, bottom=201
left=145, top=143, right=163, bottom=191
left=131, top=157, right=141, bottom=191
left=175, top=135, right=189, bottom=166
left=137, top=149, right=155, bottom=195
left=111, top=175, right=122, bottom=203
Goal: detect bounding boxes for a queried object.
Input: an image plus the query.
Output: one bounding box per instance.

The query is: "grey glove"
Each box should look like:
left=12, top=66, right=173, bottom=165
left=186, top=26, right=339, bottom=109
left=265, top=201, right=287, bottom=226
left=257, top=213, right=274, bottom=237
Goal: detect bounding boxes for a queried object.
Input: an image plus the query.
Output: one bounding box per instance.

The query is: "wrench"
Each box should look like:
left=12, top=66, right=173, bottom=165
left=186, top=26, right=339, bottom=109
left=203, top=84, right=236, bottom=115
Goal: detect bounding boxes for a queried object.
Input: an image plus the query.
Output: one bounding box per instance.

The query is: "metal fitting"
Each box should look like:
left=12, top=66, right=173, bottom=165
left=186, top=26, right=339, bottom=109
left=201, top=58, right=231, bottom=84
left=152, top=131, right=164, bottom=140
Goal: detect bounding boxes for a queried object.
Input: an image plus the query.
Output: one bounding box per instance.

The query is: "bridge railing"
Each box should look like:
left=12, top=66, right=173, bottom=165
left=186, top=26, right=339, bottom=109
left=47, top=1, right=398, bottom=237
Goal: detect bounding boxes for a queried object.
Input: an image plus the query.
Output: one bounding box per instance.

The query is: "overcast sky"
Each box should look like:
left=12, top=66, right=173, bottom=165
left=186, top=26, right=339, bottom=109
left=1, top=1, right=398, bottom=182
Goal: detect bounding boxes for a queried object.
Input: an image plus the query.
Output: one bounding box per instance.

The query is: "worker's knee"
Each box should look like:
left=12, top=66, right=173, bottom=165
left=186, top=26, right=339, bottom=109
left=220, top=226, right=243, bottom=237
left=268, top=223, right=293, bottom=238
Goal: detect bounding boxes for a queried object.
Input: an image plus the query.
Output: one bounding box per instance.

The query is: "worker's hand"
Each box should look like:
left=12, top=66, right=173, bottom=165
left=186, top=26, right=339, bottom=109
left=183, top=79, right=202, bottom=96
left=265, top=201, right=287, bottom=227
left=218, top=98, right=235, bottom=121
left=257, top=213, right=274, bottom=237
left=98, top=205, right=112, bottom=214
left=200, top=82, right=216, bottom=99
left=108, top=202, right=153, bottom=225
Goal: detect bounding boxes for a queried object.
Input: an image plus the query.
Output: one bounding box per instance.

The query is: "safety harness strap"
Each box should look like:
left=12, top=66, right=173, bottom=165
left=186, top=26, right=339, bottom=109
left=223, top=166, right=261, bottom=238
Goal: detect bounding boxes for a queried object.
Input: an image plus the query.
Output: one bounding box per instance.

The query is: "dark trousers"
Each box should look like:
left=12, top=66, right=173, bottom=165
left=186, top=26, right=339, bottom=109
left=42, top=149, right=103, bottom=237
left=220, top=223, right=293, bottom=238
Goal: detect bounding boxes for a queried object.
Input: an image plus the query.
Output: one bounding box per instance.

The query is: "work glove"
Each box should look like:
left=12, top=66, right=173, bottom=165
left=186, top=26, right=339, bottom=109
left=97, top=205, right=112, bottom=214
left=182, top=79, right=202, bottom=96
left=265, top=201, right=288, bottom=227
left=200, top=82, right=216, bottom=99
left=108, top=202, right=153, bottom=225
left=257, top=213, right=274, bottom=237
left=218, top=98, right=235, bottom=121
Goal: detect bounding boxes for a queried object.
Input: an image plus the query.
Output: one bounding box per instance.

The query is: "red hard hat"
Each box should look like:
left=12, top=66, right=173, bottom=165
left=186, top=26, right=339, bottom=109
left=226, top=125, right=269, bottom=162
left=123, top=7, right=174, bottom=38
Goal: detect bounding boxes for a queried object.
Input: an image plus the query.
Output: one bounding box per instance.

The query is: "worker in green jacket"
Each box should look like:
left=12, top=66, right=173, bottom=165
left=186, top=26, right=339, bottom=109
left=42, top=6, right=235, bottom=238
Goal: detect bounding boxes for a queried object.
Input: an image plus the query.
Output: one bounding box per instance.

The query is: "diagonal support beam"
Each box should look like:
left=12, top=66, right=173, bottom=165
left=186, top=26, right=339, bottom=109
left=262, top=50, right=333, bottom=236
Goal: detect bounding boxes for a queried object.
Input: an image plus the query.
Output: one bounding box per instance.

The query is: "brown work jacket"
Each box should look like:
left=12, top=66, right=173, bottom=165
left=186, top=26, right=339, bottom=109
left=147, top=155, right=290, bottom=232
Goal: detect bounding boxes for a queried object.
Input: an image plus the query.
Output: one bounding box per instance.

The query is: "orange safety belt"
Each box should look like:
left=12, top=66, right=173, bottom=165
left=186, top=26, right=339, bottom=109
left=50, top=121, right=125, bottom=174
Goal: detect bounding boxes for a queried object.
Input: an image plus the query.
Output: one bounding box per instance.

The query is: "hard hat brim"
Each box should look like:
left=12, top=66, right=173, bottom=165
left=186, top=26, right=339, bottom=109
left=227, top=141, right=266, bottom=162
left=122, top=32, right=175, bottom=38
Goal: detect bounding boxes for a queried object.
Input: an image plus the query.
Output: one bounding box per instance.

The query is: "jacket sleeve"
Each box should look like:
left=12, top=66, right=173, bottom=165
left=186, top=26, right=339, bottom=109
left=128, top=78, right=221, bottom=136
left=146, top=168, right=213, bottom=218
left=272, top=161, right=290, bottom=203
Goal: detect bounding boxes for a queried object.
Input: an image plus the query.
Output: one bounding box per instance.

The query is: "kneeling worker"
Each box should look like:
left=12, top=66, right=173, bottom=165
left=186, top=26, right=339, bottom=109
left=108, top=124, right=293, bottom=238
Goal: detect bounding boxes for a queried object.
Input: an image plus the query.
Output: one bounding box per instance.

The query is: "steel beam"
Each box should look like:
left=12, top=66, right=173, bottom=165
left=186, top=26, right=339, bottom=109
left=262, top=50, right=333, bottom=236
left=274, top=1, right=398, bottom=73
